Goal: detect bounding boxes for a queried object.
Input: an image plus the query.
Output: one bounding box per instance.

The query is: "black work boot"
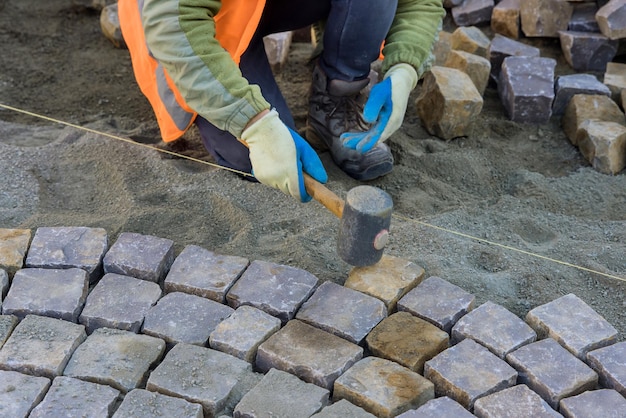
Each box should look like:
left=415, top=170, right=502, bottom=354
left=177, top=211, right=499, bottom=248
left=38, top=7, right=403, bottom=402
left=306, top=64, right=393, bottom=181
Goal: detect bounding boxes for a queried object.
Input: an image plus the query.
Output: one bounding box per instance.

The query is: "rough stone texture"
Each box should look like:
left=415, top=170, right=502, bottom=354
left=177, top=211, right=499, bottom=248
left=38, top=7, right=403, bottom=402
left=0, top=370, right=50, bottom=418
left=147, top=343, right=260, bottom=417
left=2, top=268, right=89, bottom=322
left=344, top=255, right=425, bottom=313
left=142, top=291, right=234, bottom=346
left=576, top=119, right=626, bottom=175
left=256, top=320, right=363, bottom=390
left=597, top=0, right=626, bottom=40
left=0, top=228, right=31, bottom=277
left=490, top=0, right=521, bottom=39
left=79, top=272, right=162, bottom=333
left=604, top=62, right=626, bottom=102
left=520, top=0, right=573, bottom=37
left=443, top=0, right=463, bottom=7
left=100, top=3, right=125, bottom=49
left=295, top=281, right=387, bottom=344
left=263, top=31, right=293, bottom=72
left=164, top=244, right=249, bottom=303
left=397, top=276, right=475, bottom=333
left=553, top=73, right=612, bottom=116
left=64, top=327, right=165, bottom=393
left=444, top=49, right=491, bottom=95
left=25, top=226, right=108, bottom=283
left=558, top=30, right=618, bottom=72
left=526, top=293, right=619, bottom=359
left=334, top=356, right=434, bottom=418
left=451, top=301, right=537, bottom=359
left=226, top=260, right=318, bottom=323
left=234, top=368, right=330, bottom=418
left=209, top=305, right=281, bottom=363
left=562, top=94, right=626, bottom=144
left=365, top=312, right=449, bottom=374
left=0, top=315, right=86, bottom=379
left=505, top=338, right=598, bottom=409
left=103, top=232, right=175, bottom=284
left=0, top=315, right=18, bottom=348
left=416, top=66, right=484, bottom=140
left=113, top=389, right=203, bottom=418
left=450, top=26, right=492, bottom=58
left=587, top=341, right=626, bottom=397
left=559, top=388, right=626, bottom=418
left=424, top=338, right=518, bottom=410
left=396, top=396, right=475, bottom=418
left=433, top=30, right=452, bottom=66
left=569, top=2, right=600, bottom=32
left=473, top=384, right=561, bottom=418
left=311, top=399, right=377, bottom=418
left=487, top=33, right=540, bottom=83
left=0, top=269, right=7, bottom=300
left=498, top=56, right=556, bottom=124
left=30, top=376, right=120, bottom=418
left=451, top=0, right=494, bottom=27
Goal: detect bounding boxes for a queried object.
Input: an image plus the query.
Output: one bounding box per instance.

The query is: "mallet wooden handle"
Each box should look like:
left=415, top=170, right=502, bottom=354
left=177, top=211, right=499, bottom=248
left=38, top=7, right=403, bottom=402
left=304, top=173, right=345, bottom=218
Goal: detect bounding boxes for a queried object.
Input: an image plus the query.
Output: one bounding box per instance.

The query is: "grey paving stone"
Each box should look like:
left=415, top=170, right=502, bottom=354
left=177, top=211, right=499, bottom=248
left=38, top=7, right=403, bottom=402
left=209, top=305, right=281, bottom=363
left=451, top=301, right=537, bottom=359
left=0, top=370, right=50, bottom=418
left=558, top=30, right=618, bottom=72
left=79, top=273, right=161, bottom=333
left=559, top=388, right=626, bottom=418
left=256, top=320, right=363, bottom=390
left=113, top=388, right=203, bottom=418
left=473, top=384, right=562, bottom=418
left=234, top=368, right=330, bottom=418
left=587, top=341, right=626, bottom=397
left=0, top=269, right=8, bottom=300
left=0, top=315, right=86, bottom=379
left=552, top=73, right=612, bottom=116
left=505, top=338, right=598, bottom=409
left=487, top=33, right=540, bottom=83
left=0, top=315, right=17, bottom=348
left=103, top=232, right=175, bottom=283
left=397, top=396, right=475, bottom=417
left=526, top=293, right=618, bottom=360
left=142, top=291, right=234, bottom=346
left=226, top=260, right=319, bottom=323
left=64, top=327, right=165, bottom=393
left=0, top=228, right=31, bottom=277
left=334, top=356, right=434, bottom=418
left=296, top=281, right=387, bottom=344
left=397, top=276, right=475, bottom=333
left=451, top=0, right=494, bottom=27
left=311, top=399, right=376, bottom=418
left=29, top=376, right=120, bottom=418
left=424, top=338, right=518, bottom=410
left=25, top=226, right=108, bottom=283
left=164, top=244, right=249, bottom=303
left=147, top=343, right=261, bottom=417
left=2, top=268, right=89, bottom=322
left=569, top=2, right=600, bottom=32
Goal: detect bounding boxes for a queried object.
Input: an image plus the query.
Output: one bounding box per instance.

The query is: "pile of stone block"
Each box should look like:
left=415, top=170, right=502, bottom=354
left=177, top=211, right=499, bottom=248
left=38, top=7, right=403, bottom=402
left=0, top=226, right=625, bottom=417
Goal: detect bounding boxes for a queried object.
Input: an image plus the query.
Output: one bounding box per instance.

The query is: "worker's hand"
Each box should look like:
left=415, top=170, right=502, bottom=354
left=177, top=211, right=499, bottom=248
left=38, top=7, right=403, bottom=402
left=341, top=63, right=418, bottom=153
left=242, top=109, right=328, bottom=202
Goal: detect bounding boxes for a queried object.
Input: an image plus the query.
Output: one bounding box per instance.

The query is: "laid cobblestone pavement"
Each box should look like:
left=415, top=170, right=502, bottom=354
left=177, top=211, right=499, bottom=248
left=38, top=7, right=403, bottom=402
left=0, top=227, right=624, bottom=417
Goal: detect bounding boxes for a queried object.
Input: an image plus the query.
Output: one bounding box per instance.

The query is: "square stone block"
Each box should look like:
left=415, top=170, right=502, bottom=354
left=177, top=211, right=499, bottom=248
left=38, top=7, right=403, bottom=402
left=450, top=26, right=491, bottom=58
left=0, top=315, right=86, bottom=379
left=520, top=0, right=573, bottom=37
left=226, top=260, right=318, bottom=322
left=311, top=399, right=377, bottom=418
left=334, top=356, right=435, bottom=418
left=256, top=320, right=363, bottom=390
left=558, top=30, right=618, bottom=72
left=30, top=376, right=120, bottom=418
left=487, top=33, right=540, bottom=83
left=587, top=341, right=626, bottom=397
left=344, top=255, right=425, bottom=313
left=366, top=311, right=449, bottom=374
left=559, top=388, right=626, bottom=418
left=164, top=244, right=249, bottom=303
left=0, top=370, right=50, bottom=418
left=526, top=293, right=618, bottom=360
left=25, top=226, right=108, bottom=283
left=0, top=228, right=31, bottom=277
left=0, top=315, right=18, bottom=348
left=64, top=327, right=165, bottom=393
left=552, top=73, right=612, bottom=116
left=113, top=388, right=203, bottom=418
left=142, top=291, right=234, bottom=346
left=296, top=281, right=387, bottom=344
left=576, top=119, right=626, bottom=175
left=424, top=338, right=518, bottom=410
left=398, top=276, right=475, bottom=333
left=209, top=305, right=281, bottom=363
left=473, top=384, right=561, bottom=417
left=2, top=268, right=89, bottom=322
left=506, top=338, right=598, bottom=409
left=491, top=0, right=522, bottom=39
left=562, top=93, right=626, bottom=145
left=604, top=62, right=626, bottom=102
left=451, top=0, right=494, bottom=27
left=79, top=273, right=162, bottom=333
left=444, top=49, right=491, bottom=95
left=234, top=368, right=330, bottom=418
left=397, top=396, right=475, bottom=418
left=103, top=232, right=174, bottom=283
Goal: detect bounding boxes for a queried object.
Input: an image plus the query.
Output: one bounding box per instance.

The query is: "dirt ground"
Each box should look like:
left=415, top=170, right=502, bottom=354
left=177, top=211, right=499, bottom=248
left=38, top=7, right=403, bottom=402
left=1, top=0, right=625, bottom=339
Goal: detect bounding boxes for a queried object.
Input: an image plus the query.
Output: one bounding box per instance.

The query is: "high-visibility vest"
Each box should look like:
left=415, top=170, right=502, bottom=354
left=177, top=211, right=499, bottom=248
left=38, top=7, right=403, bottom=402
left=118, top=0, right=266, bottom=142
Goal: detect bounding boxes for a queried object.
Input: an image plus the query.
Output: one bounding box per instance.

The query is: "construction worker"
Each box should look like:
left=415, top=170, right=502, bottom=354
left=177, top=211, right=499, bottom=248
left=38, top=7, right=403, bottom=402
left=118, top=0, right=445, bottom=203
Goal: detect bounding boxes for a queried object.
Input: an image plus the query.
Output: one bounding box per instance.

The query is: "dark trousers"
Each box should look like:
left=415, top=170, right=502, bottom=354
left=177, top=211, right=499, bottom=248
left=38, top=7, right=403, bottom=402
left=197, top=0, right=398, bottom=173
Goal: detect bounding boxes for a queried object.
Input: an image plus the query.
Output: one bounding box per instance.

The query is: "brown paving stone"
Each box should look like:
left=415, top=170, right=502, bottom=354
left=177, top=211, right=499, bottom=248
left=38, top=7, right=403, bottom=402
left=444, top=50, right=491, bottom=96
left=520, top=0, right=573, bottom=37
left=0, top=370, right=50, bottom=418
left=562, top=94, right=626, bottom=145
left=450, top=26, right=491, bottom=58
left=491, top=0, right=521, bottom=39
left=0, top=228, right=31, bottom=277
left=473, top=384, right=561, bottom=417
left=587, top=341, right=626, bottom=397
left=576, top=119, right=626, bottom=175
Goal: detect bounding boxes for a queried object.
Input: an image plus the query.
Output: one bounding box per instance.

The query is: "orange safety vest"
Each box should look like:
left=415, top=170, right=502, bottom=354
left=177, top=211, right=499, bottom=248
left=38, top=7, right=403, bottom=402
left=118, top=0, right=266, bottom=142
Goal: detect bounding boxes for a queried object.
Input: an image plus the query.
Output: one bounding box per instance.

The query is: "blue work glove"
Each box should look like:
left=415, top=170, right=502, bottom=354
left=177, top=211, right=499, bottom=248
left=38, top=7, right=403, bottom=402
left=241, top=109, right=328, bottom=202
left=341, top=63, right=418, bottom=153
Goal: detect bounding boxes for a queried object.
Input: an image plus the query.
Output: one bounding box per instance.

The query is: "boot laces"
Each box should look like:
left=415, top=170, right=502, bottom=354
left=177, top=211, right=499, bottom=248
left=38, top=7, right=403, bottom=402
left=326, top=94, right=370, bottom=132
